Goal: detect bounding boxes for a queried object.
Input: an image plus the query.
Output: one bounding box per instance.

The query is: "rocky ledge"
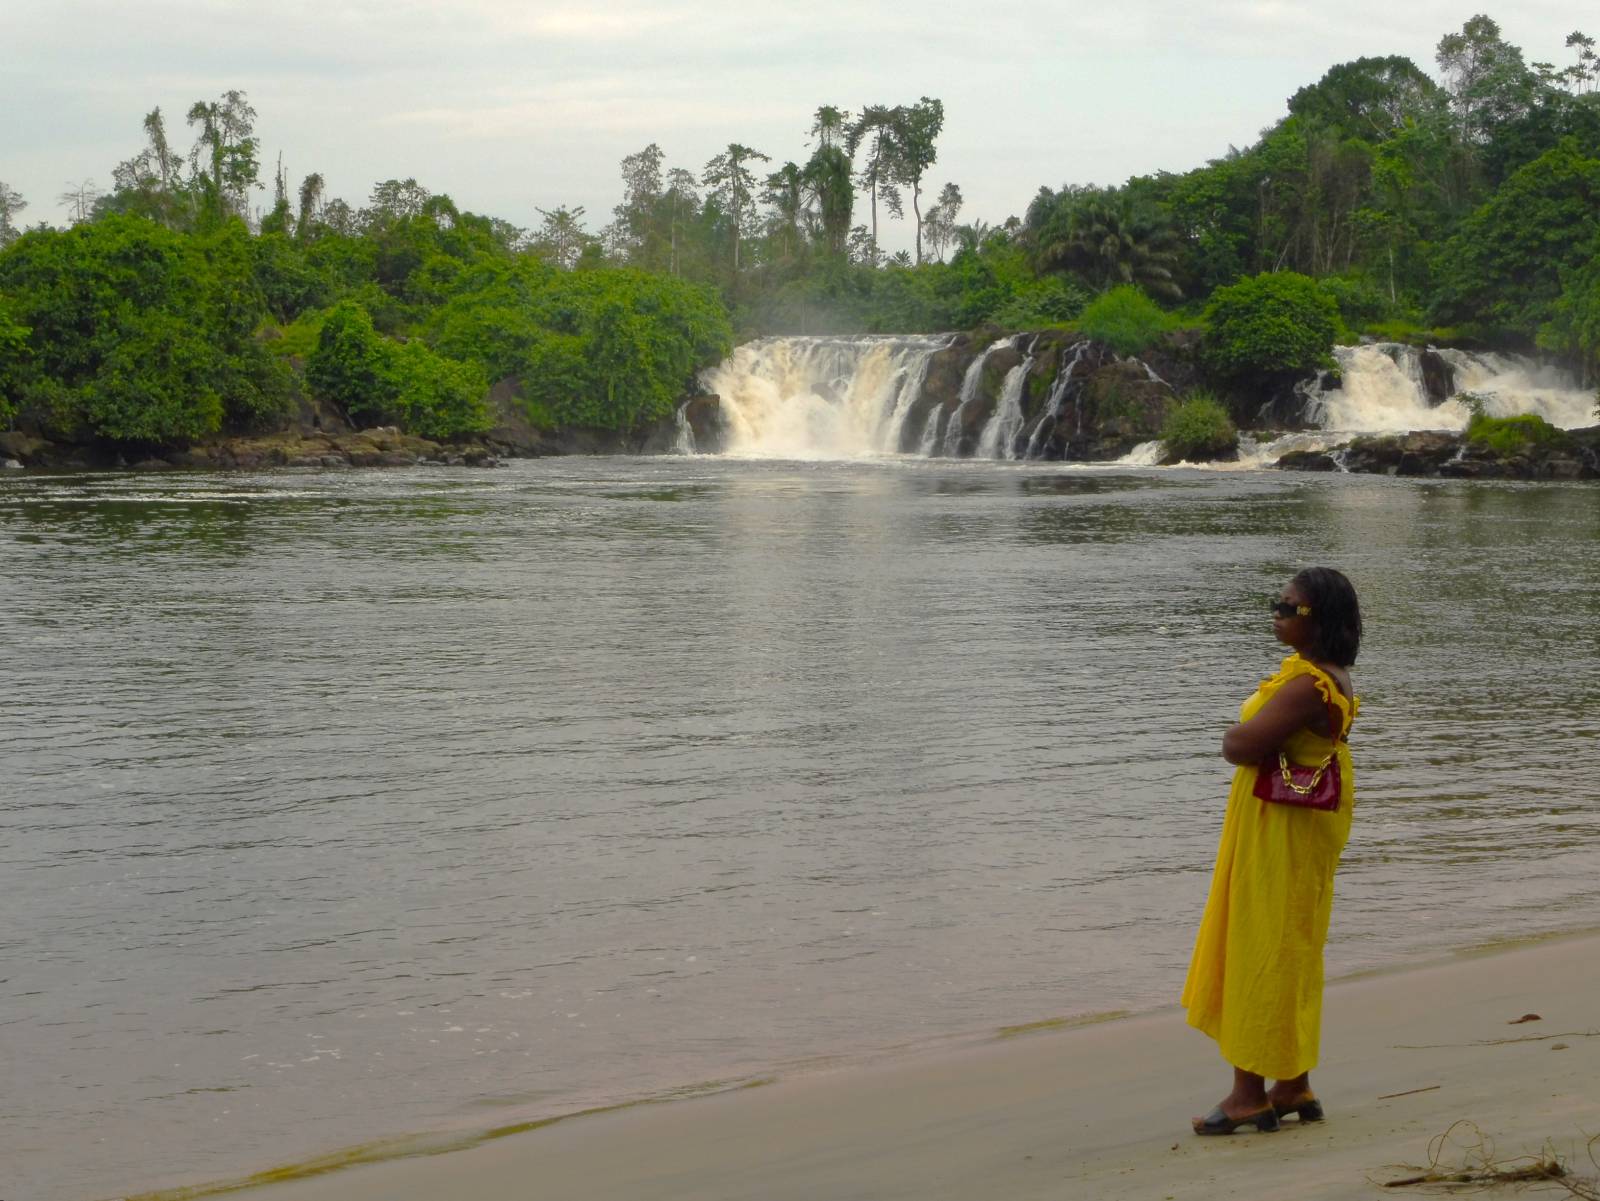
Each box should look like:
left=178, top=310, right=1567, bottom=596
left=1275, top=427, right=1600, bottom=479
left=0, top=427, right=508, bottom=472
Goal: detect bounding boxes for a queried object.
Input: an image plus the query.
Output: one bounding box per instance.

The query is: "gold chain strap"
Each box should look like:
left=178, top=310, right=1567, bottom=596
left=1276, top=752, right=1334, bottom=794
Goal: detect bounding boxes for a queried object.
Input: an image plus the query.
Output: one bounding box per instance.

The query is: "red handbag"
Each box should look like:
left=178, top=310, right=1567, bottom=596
left=1252, top=751, right=1341, bottom=811
left=1251, top=696, right=1345, bottom=812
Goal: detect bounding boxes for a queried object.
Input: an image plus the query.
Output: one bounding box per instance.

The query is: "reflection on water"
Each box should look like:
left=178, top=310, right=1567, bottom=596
left=2, top=460, right=1597, bottom=1201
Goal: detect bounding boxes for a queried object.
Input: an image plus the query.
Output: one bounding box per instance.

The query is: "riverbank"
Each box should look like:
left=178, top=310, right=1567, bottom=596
left=190, top=932, right=1600, bottom=1201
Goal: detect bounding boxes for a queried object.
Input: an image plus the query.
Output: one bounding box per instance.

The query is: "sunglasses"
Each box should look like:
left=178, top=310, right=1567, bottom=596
left=1272, top=601, right=1312, bottom=618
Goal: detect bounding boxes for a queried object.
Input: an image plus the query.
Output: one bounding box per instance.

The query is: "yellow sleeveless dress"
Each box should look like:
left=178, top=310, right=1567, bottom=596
left=1180, top=653, right=1358, bottom=1081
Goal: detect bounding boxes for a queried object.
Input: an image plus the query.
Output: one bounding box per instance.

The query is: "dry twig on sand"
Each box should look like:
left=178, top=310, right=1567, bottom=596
left=1379, top=1122, right=1600, bottom=1197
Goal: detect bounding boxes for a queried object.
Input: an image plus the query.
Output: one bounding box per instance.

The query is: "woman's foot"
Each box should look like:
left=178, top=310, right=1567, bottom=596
left=1192, top=1090, right=1275, bottom=1135
left=1267, top=1074, right=1324, bottom=1121
left=1191, top=1101, right=1279, bottom=1135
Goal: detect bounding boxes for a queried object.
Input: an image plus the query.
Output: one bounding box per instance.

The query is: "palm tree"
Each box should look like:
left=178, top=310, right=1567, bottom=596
left=802, top=145, right=854, bottom=257
left=1039, top=193, right=1183, bottom=300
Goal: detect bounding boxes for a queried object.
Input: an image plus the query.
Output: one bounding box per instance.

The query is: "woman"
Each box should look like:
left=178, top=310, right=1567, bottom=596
left=1181, top=566, right=1362, bottom=1135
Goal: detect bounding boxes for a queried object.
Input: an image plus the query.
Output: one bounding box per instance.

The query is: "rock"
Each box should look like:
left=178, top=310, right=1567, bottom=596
left=1274, top=450, right=1339, bottom=472
left=131, top=457, right=173, bottom=470
left=1418, top=349, right=1455, bottom=404
left=3, top=458, right=22, bottom=469
left=169, top=447, right=219, bottom=469
left=0, top=431, right=49, bottom=465
left=679, top=393, right=727, bottom=454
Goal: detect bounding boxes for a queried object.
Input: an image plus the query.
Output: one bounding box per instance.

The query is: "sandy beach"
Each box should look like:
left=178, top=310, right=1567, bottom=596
left=194, top=931, right=1600, bottom=1201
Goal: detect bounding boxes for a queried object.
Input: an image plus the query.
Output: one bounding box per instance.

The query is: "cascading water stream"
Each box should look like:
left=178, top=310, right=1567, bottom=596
left=1304, top=344, right=1596, bottom=433
left=698, top=334, right=951, bottom=459
left=942, top=336, right=1014, bottom=457
left=1024, top=340, right=1090, bottom=458
left=975, top=338, right=1037, bottom=460
left=692, top=334, right=1592, bottom=467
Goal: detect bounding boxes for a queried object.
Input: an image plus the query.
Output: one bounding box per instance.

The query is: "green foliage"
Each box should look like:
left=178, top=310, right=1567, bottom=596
left=268, top=308, right=327, bottom=359
left=0, top=297, right=31, bottom=424
left=1033, top=188, right=1182, bottom=300
left=306, top=300, right=491, bottom=437
left=0, top=214, right=288, bottom=443
left=307, top=302, right=393, bottom=421
left=1201, top=272, right=1345, bottom=385
left=389, top=341, right=491, bottom=439
left=1075, top=286, right=1172, bottom=355
left=1161, top=392, right=1238, bottom=461
left=1431, top=139, right=1600, bottom=335
left=986, top=275, right=1090, bottom=328
left=1464, top=409, right=1567, bottom=454
left=1538, top=234, right=1600, bottom=381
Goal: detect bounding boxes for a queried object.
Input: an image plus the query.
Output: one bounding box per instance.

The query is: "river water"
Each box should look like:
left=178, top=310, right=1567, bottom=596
left=4, top=457, right=1598, bottom=1201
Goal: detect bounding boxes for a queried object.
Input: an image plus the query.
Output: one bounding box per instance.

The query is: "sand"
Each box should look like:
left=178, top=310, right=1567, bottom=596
left=220, top=932, right=1600, bottom=1201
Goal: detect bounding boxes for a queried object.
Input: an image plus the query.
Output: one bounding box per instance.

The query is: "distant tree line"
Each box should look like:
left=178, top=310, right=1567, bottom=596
left=2, top=13, right=1598, bottom=451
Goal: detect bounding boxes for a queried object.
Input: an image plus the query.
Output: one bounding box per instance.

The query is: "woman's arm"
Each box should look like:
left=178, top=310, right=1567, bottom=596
left=1221, top=674, right=1329, bottom=766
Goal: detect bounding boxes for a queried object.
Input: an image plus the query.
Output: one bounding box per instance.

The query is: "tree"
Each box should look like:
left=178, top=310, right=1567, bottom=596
left=762, top=162, right=808, bottom=264
left=260, top=155, right=293, bottom=235
left=922, top=182, right=963, bottom=262
left=1202, top=271, right=1344, bottom=394
left=361, top=178, right=431, bottom=228
left=809, top=105, right=850, bottom=149
left=803, top=144, right=854, bottom=257
left=0, top=182, right=26, bottom=247
left=1561, top=31, right=1598, bottom=92
left=110, top=109, right=187, bottom=227
left=663, top=167, right=699, bottom=277
left=888, top=97, right=945, bottom=264
left=186, top=90, right=261, bottom=224
left=0, top=215, right=288, bottom=442
left=296, top=173, right=325, bottom=237
left=1288, top=56, right=1445, bottom=141
left=610, top=143, right=665, bottom=265
left=1437, top=15, right=1537, bottom=145
left=1038, top=190, right=1183, bottom=299
left=58, top=179, right=103, bottom=226
left=701, top=143, right=769, bottom=271
left=846, top=105, right=903, bottom=259
left=1431, top=138, right=1600, bottom=334
left=534, top=205, right=591, bottom=270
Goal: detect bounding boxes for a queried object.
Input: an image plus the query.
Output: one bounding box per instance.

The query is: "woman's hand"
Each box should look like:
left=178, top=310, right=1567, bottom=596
left=1222, top=675, right=1330, bottom=766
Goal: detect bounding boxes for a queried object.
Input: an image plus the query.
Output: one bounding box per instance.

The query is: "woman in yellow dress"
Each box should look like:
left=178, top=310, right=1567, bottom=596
left=1182, top=566, right=1362, bottom=1135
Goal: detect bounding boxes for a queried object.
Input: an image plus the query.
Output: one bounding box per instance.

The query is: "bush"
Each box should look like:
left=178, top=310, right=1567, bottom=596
left=390, top=341, right=491, bottom=438
left=1075, top=285, right=1171, bottom=355
left=1201, top=271, right=1345, bottom=387
left=1464, top=409, right=1567, bottom=455
left=1161, top=392, right=1238, bottom=462
left=307, top=300, right=490, bottom=438
left=0, top=214, right=284, bottom=444
left=987, top=276, right=1090, bottom=329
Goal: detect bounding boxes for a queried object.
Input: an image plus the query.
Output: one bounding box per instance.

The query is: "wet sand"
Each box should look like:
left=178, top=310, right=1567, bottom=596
left=215, top=931, right=1600, bottom=1201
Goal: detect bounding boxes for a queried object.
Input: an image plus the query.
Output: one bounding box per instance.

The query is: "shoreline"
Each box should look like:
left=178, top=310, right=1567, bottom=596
left=124, top=924, right=1600, bottom=1201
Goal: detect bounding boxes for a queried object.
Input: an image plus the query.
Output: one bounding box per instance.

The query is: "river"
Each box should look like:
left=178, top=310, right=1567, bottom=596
left=4, top=457, right=1598, bottom=1200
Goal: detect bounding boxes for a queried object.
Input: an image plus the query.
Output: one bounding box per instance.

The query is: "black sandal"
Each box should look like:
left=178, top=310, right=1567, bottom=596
left=1193, top=1104, right=1280, bottom=1135
left=1272, top=1096, right=1325, bottom=1122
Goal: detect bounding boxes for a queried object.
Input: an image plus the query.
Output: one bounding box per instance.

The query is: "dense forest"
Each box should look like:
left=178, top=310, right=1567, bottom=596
left=1, top=14, right=1598, bottom=453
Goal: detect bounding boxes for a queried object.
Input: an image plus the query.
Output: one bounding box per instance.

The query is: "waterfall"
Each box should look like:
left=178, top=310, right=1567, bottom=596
left=916, top=407, right=944, bottom=456
left=1025, top=340, right=1091, bottom=457
left=942, top=336, right=1014, bottom=458
left=697, top=334, right=951, bottom=458
left=975, top=339, right=1037, bottom=460
left=1305, top=344, right=1595, bottom=433
left=672, top=404, right=696, bottom=455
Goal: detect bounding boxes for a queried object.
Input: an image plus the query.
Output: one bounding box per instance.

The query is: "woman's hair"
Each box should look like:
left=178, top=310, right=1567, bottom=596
left=1292, top=566, right=1362, bottom=666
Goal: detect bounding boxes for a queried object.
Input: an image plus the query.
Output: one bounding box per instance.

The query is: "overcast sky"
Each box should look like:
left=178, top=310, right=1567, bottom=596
left=4, top=2, right=1591, bottom=251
